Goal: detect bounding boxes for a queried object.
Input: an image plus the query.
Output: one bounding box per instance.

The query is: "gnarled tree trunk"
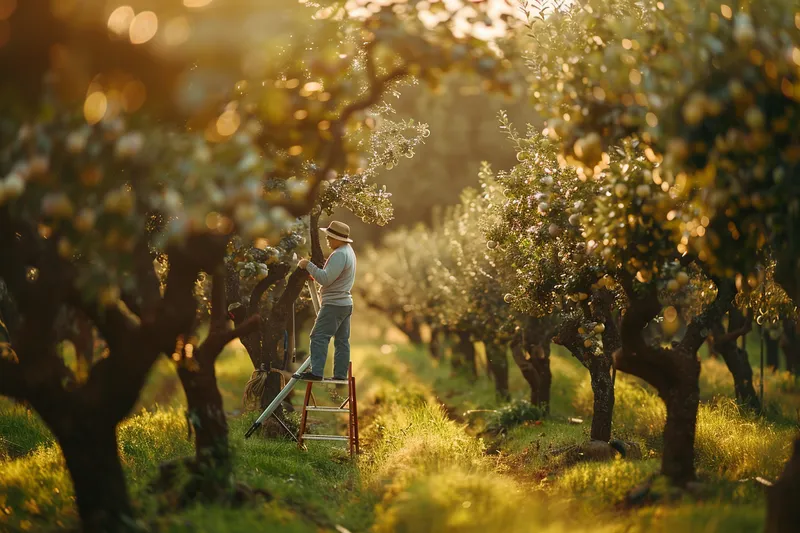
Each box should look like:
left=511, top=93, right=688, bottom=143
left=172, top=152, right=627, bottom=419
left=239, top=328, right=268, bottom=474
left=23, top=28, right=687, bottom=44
left=765, top=436, right=800, bottom=533
left=452, top=330, right=477, bottom=380
left=781, top=318, right=800, bottom=375
left=711, top=309, right=760, bottom=411
left=510, top=317, right=552, bottom=412
left=765, top=334, right=780, bottom=371
left=484, top=340, right=510, bottom=401
left=616, top=273, right=732, bottom=486
left=54, top=418, right=132, bottom=533
left=428, top=326, right=442, bottom=359
left=169, top=265, right=259, bottom=502
left=552, top=300, right=617, bottom=443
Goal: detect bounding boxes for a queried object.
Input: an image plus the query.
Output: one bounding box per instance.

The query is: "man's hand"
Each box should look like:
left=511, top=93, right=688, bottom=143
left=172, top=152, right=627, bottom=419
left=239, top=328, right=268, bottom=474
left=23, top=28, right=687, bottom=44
left=298, top=258, right=310, bottom=270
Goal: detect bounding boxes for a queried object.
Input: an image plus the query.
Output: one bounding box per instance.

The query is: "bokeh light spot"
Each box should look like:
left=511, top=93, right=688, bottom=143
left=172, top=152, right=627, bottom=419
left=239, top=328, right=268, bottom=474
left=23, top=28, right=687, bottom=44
left=84, top=92, right=108, bottom=125
left=183, top=0, right=213, bottom=7
left=129, top=11, right=158, bottom=45
left=164, top=16, right=190, bottom=46
left=107, top=5, right=134, bottom=36
left=216, top=110, right=240, bottom=137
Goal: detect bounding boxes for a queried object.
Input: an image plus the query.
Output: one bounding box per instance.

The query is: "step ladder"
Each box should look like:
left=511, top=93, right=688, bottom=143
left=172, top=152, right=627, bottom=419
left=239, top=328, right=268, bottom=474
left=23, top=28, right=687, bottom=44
left=297, top=362, right=359, bottom=456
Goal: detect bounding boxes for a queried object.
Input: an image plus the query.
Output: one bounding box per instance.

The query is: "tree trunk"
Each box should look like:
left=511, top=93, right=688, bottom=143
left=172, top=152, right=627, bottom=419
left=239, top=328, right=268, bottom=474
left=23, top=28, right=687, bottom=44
left=454, top=330, right=477, bottom=380
left=659, top=357, right=701, bottom=486
left=428, top=326, right=441, bottom=359
left=765, top=334, right=780, bottom=371
left=588, top=355, right=614, bottom=442
left=401, top=314, right=424, bottom=345
left=56, top=420, right=134, bottom=533
left=484, top=341, right=510, bottom=401
left=177, top=360, right=232, bottom=500
left=510, top=339, right=551, bottom=411
left=712, top=316, right=760, bottom=411
left=765, top=436, right=800, bottom=533
left=782, top=319, right=800, bottom=375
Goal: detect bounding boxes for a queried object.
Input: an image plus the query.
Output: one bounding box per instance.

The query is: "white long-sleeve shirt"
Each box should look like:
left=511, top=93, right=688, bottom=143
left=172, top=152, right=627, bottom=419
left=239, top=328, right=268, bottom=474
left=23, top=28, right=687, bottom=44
left=306, top=244, right=356, bottom=306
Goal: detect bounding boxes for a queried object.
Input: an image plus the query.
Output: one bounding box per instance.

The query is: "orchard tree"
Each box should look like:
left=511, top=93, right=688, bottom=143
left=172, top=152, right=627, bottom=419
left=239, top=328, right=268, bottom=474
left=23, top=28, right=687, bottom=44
left=360, top=224, right=442, bottom=347
left=230, top=113, right=426, bottom=414
left=526, top=0, right=800, bottom=301
left=434, top=183, right=518, bottom=398
left=485, top=126, right=623, bottom=439
left=521, top=0, right=799, bottom=491
left=0, top=1, right=520, bottom=531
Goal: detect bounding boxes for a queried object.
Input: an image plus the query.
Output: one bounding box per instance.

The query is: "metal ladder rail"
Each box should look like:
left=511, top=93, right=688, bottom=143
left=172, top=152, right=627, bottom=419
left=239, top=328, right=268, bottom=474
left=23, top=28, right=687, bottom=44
left=297, top=362, right=359, bottom=456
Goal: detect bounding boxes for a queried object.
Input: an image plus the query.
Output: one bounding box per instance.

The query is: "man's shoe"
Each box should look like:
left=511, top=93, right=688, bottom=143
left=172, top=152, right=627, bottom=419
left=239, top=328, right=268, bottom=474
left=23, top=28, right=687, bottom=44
left=292, top=371, right=322, bottom=381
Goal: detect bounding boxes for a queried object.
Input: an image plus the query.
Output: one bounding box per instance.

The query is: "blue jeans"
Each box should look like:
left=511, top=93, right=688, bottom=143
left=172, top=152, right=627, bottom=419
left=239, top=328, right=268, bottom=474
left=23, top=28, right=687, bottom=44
left=309, top=304, right=353, bottom=378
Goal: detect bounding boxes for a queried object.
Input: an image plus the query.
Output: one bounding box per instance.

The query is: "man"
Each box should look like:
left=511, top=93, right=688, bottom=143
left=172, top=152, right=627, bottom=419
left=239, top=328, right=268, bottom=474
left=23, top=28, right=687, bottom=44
left=292, top=220, right=357, bottom=381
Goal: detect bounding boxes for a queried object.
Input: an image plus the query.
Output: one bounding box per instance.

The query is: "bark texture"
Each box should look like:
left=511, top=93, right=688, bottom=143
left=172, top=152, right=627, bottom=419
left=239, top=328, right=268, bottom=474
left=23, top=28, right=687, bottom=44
left=765, top=436, right=800, bottom=533
left=484, top=341, right=510, bottom=401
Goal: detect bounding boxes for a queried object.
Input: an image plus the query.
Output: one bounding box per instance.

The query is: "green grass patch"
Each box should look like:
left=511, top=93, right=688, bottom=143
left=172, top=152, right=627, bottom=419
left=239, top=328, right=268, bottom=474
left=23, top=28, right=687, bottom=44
left=0, top=400, right=53, bottom=460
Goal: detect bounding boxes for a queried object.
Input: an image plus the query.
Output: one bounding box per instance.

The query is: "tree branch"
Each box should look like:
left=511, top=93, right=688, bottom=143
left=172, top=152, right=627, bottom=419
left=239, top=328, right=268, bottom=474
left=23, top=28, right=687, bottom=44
left=274, top=44, right=410, bottom=218
left=552, top=318, right=590, bottom=369
left=309, top=210, right=324, bottom=267
left=247, top=263, right=291, bottom=318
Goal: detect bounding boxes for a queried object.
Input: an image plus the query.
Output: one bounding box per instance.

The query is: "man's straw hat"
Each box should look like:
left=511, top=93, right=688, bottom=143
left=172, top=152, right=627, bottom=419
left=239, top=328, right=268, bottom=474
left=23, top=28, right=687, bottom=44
left=320, top=220, right=353, bottom=243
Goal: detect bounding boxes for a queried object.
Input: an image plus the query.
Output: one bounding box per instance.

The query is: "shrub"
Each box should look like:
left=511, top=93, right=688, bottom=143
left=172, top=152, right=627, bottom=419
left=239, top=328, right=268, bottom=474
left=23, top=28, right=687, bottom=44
left=485, top=400, right=545, bottom=435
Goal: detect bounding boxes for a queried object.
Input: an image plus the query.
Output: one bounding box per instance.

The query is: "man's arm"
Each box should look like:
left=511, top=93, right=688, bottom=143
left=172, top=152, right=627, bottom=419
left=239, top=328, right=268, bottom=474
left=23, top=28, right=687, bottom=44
left=305, top=250, right=346, bottom=287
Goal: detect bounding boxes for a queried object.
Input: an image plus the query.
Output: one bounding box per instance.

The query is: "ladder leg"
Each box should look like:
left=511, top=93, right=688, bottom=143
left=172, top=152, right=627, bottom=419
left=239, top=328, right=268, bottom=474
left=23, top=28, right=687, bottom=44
left=298, top=382, right=313, bottom=450
left=347, top=363, right=354, bottom=457
left=352, top=375, right=359, bottom=454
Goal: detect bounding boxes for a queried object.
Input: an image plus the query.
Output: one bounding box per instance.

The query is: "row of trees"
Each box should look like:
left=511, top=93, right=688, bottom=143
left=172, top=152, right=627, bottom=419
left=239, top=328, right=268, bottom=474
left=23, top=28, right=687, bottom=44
left=0, top=0, right=518, bottom=531
left=362, top=0, right=800, bottom=529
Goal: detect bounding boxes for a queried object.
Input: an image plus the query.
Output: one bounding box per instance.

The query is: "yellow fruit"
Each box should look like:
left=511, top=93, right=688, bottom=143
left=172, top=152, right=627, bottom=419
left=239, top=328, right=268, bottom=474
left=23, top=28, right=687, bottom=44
left=667, top=279, right=680, bottom=292
left=578, top=327, right=586, bottom=335
left=594, top=323, right=605, bottom=333
left=583, top=339, right=593, bottom=348
left=676, top=272, right=690, bottom=286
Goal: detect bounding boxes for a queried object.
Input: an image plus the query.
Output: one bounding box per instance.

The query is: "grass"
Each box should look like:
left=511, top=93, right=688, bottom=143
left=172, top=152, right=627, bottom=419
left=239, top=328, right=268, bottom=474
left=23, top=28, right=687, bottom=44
left=0, top=315, right=797, bottom=533
left=0, top=400, right=53, bottom=460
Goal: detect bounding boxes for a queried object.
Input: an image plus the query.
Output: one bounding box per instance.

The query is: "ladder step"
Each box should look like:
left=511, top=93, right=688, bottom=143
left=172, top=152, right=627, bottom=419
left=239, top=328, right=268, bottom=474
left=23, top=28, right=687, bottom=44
left=305, top=406, right=350, bottom=413
left=302, top=434, right=350, bottom=442
left=321, top=379, right=349, bottom=385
